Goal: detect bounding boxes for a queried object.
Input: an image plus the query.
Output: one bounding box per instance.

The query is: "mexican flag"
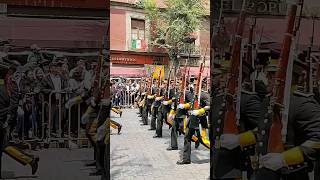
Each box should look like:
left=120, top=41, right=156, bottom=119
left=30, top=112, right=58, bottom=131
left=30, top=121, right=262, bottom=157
left=131, top=39, right=146, bottom=49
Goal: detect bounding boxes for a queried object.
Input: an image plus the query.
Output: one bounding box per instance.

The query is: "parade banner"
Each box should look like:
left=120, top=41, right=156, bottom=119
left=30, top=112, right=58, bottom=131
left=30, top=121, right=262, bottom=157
left=144, top=64, right=164, bottom=79
left=152, top=65, right=164, bottom=79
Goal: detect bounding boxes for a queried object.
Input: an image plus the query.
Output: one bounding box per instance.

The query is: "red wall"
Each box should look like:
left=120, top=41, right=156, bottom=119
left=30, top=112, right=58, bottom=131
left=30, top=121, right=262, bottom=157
left=110, top=8, right=126, bottom=51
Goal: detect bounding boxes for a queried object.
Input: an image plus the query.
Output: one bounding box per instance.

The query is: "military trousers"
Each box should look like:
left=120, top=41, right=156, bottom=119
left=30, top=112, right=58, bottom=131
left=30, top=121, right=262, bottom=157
left=170, top=117, right=183, bottom=149
left=142, top=106, right=148, bottom=125
left=182, top=115, right=203, bottom=162
left=100, top=142, right=110, bottom=180
left=150, top=106, right=158, bottom=130
left=182, top=127, right=194, bottom=162
left=155, top=106, right=164, bottom=137
left=0, top=127, right=8, bottom=178
left=96, top=140, right=106, bottom=172
left=139, top=106, right=143, bottom=115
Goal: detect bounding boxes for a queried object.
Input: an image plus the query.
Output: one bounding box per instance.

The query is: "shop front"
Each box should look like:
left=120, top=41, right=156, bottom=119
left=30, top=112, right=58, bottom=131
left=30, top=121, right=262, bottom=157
left=110, top=50, right=169, bottom=77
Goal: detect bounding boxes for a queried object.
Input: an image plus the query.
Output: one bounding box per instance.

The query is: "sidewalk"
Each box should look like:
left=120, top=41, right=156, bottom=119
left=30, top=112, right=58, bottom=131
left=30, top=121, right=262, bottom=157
left=110, top=108, right=210, bottom=180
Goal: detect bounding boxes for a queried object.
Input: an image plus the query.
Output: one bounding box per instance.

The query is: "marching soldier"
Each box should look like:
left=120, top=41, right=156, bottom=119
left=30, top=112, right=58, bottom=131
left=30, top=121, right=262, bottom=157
left=0, top=63, right=39, bottom=178
left=176, top=78, right=210, bottom=164
left=141, top=78, right=156, bottom=127
left=211, top=85, right=265, bottom=178
left=149, top=79, right=162, bottom=131
left=210, top=59, right=265, bottom=178
left=70, top=61, right=121, bottom=175
left=167, top=80, right=193, bottom=151
left=253, top=61, right=320, bottom=180
left=138, top=92, right=146, bottom=118
left=154, top=80, right=176, bottom=138
left=141, top=78, right=150, bottom=126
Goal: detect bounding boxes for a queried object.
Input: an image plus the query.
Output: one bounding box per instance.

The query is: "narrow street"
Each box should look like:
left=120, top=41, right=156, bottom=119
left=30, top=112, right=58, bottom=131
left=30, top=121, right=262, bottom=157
left=110, top=109, right=210, bottom=180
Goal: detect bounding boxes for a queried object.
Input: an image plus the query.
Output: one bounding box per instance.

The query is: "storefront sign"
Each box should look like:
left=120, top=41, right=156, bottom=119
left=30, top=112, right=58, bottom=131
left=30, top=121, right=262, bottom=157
left=253, top=0, right=287, bottom=15
left=223, top=0, right=287, bottom=15
left=111, top=56, right=137, bottom=64
left=111, top=52, right=169, bottom=65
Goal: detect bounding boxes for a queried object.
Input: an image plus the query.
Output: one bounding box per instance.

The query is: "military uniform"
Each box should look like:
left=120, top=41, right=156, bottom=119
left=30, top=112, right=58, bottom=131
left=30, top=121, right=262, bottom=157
left=154, top=87, right=176, bottom=138
left=137, top=91, right=144, bottom=117
left=211, top=90, right=263, bottom=179
left=142, top=87, right=156, bottom=126
left=150, top=87, right=163, bottom=130
left=0, top=74, right=39, bottom=178
left=167, top=90, right=193, bottom=150
left=254, top=91, right=320, bottom=180
left=177, top=90, right=210, bottom=164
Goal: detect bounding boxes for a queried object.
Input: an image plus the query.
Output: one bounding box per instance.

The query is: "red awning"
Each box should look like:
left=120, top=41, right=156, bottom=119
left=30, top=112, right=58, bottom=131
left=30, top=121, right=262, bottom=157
left=111, top=67, right=146, bottom=77
left=0, top=17, right=107, bottom=49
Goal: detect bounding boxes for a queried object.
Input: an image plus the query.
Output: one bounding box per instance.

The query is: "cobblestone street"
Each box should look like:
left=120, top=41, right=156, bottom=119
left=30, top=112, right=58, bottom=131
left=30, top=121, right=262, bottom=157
left=111, top=108, right=210, bottom=180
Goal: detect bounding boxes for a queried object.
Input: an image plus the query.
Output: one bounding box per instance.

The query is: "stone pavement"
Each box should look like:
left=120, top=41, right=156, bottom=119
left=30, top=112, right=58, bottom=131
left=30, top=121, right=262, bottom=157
left=110, top=108, right=210, bottom=180
left=2, top=148, right=99, bottom=180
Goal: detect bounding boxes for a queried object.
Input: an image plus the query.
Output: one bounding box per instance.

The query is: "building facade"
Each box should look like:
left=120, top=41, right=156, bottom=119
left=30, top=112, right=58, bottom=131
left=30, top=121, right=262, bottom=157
left=110, top=0, right=210, bottom=77
left=0, top=0, right=108, bottom=60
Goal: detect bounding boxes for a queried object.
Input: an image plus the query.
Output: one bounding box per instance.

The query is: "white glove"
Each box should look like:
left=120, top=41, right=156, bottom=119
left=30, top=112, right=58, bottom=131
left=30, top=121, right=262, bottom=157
left=1, top=121, right=8, bottom=129
left=17, top=106, right=24, bottom=115
left=91, top=98, right=97, bottom=107
left=178, top=104, right=185, bottom=109
left=204, top=106, right=210, bottom=111
left=155, top=97, right=162, bottom=101
left=163, top=101, right=168, bottom=105
left=220, top=134, right=240, bottom=150
left=260, top=153, right=286, bottom=171
left=190, top=110, right=199, bottom=116
left=168, top=114, right=175, bottom=121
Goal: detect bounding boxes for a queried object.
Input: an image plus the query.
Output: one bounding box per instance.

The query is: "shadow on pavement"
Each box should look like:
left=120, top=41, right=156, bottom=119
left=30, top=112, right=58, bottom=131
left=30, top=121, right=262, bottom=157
left=0, top=171, right=38, bottom=179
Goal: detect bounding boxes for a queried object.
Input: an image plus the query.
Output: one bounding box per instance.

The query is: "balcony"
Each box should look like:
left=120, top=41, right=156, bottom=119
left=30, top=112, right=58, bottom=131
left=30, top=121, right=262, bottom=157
left=178, top=44, right=201, bottom=57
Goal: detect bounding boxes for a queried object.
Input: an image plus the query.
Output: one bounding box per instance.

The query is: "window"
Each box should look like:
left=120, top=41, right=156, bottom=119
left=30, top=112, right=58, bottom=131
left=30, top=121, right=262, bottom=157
left=222, top=0, right=233, bottom=11
left=0, top=3, right=7, bottom=14
left=131, top=19, right=145, bottom=49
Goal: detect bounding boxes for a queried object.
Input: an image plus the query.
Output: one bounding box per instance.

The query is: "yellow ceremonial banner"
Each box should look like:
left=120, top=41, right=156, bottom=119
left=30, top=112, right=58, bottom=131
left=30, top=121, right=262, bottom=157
left=152, top=65, right=164, bottom=79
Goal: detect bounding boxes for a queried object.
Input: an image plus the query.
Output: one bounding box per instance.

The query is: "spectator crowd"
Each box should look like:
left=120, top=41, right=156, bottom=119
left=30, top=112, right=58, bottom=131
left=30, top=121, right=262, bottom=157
left=1, top=45, right=97, bottom=142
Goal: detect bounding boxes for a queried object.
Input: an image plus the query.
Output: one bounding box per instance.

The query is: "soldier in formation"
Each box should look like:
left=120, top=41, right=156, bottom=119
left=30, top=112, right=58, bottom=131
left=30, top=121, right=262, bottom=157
left=0, top=62, right=39, bottom=178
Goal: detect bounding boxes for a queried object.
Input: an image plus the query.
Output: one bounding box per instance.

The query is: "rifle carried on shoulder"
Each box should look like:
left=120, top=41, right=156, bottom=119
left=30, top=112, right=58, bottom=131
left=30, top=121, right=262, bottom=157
left=255, top=1, right=305, bottom=175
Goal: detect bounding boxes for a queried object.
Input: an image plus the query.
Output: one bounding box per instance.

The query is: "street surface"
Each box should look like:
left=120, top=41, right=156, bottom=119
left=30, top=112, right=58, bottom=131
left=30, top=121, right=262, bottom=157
left=111, top=108, right=210, bottom=180
left=2, top=148, right=99, bottom=180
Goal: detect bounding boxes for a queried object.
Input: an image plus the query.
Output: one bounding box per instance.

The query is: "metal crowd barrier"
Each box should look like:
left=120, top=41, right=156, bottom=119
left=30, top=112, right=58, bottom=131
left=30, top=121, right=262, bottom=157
left=47, top=90, right=88, bottom=148
left=16, top=92, right=43, bottom=142
left=15, top=87, right=140, bottom=149
left=14, top=90, right=91, bottom=149
left=123, top=90, right=138, bottom=108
